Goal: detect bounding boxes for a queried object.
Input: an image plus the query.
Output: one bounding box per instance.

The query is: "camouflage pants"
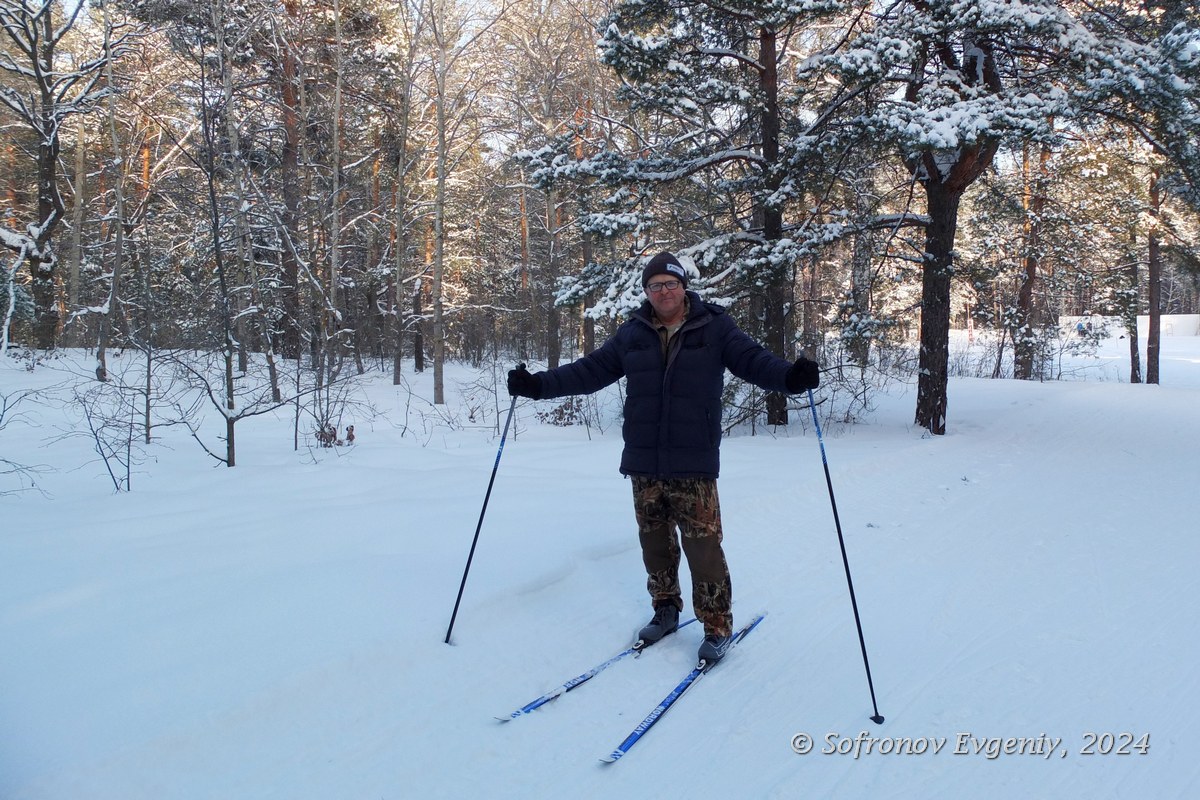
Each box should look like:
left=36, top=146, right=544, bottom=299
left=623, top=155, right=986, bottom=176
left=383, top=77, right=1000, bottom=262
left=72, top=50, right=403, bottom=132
left=631, top=476, right=732, bottom=637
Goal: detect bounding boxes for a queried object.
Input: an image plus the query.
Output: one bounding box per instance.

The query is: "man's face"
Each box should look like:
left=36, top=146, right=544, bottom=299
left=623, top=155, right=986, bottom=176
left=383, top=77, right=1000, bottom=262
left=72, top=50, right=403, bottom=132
left=645, top=273, right=686, bottom=321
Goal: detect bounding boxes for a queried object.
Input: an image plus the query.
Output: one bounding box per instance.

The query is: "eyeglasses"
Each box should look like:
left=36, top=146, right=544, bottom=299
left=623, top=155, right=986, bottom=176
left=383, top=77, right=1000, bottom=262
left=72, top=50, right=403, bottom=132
left=646, top=280, right=682, bottom=293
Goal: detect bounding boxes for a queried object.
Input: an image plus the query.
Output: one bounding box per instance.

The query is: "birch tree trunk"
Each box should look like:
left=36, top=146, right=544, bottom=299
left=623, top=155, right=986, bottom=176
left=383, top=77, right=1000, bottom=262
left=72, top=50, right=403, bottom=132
left=432, top=30, right=449, bottom=405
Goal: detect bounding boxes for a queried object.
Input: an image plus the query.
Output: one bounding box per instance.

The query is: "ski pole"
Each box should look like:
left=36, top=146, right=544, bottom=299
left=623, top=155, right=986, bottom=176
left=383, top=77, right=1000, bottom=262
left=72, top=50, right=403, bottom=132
left=445, top=385, right=519, bottom=645
left=807, top=388, right=885, bottom=724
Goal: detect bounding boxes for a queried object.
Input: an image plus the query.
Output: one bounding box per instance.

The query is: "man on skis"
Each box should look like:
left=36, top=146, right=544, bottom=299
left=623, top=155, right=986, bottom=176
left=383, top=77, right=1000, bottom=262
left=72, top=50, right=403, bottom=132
left=507, top=251, right=819, bottom=664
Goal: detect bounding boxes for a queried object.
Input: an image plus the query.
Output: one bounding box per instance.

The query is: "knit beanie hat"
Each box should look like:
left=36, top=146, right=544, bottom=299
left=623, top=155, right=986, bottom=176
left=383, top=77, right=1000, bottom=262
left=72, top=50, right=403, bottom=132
left=641, top=251, right=688, bottom=289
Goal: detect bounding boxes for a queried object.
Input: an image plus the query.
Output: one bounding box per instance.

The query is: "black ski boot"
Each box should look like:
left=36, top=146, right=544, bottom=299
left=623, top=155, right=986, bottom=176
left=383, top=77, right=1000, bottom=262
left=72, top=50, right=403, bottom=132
left=697, top=633, right=733, bottom=665
left=637, top=604, right=680, bottom=645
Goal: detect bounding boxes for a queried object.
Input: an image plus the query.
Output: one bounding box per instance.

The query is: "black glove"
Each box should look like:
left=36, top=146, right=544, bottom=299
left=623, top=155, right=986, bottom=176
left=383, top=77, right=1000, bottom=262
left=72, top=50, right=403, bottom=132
left=507, top=364, right=542, bottom=399
left=785, top=356, right=820, bottom=393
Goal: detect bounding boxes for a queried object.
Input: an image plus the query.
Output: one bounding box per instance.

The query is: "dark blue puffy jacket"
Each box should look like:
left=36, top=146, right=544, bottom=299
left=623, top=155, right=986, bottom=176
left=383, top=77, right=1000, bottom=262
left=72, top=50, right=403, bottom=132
left=536, top=292, right=792, bottom=478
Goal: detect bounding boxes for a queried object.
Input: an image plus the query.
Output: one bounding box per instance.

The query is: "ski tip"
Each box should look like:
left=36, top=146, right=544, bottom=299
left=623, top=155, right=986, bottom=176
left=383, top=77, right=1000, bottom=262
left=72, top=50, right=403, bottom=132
left=599, top=750, right=624, bottom=764
left=495, top=715, right=516, bottom=723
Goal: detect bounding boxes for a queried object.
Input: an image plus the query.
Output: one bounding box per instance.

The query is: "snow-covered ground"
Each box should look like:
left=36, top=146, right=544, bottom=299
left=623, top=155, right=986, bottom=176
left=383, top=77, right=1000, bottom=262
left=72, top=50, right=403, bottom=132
left=2, top=333, right=1198, bottom=799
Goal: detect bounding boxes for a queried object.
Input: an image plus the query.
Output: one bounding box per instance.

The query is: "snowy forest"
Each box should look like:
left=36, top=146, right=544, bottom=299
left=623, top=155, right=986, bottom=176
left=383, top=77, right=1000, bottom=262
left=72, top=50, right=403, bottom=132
left=4, top=4, right=1200, bottom=793
left=3, top=0, right=1199, bottom=452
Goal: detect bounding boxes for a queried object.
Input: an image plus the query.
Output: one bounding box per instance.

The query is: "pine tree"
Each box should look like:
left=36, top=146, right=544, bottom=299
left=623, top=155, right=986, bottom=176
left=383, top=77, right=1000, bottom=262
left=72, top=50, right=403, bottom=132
left=580, top=0, right=852, bottom=424
left=804, top=0, right=1200, bottom=432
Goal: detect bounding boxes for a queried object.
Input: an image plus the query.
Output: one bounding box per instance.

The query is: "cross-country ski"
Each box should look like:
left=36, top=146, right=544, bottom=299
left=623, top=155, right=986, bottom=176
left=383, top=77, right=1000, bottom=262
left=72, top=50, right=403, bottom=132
left=601, top=613, right=767, bottom=764
left=498, top=619, right=697, bottom=721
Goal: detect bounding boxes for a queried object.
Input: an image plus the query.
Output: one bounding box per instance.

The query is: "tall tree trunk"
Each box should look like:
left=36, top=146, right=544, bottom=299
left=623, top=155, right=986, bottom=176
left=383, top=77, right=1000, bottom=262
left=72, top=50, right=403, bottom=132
left=279, top=0, right=302, bottom=360
left=67, top=116, right=86, bottom=346
left=137, top=137, right=154, bottom=443
left=909, top=38, right=999, bottom=434
left=1014, top=141, right=1051, bottom=380
left=915, top=184, right=961, bottom=435
left=209, top=0, right=248, bottom=374
left=393, top=128, right=413, bottom=384
left=431, top=35, right=449, bottom=404
left=412, top=281, right=425, bottom=372
left=301, top=59, right=327, bottom=378
left=96, top=2, right=126, bottom=383
left=366, top=144, right=384, bottom=360
left=517, top=167, right=531, bottom=362
left=574, top=105, right=595, bottom=356
left=1126, top=252, right=1142, bottom=384
left=581, top=253, right=595, bottom=355
left=328, top=0, right=345, bottom=383
left=847, top=184, right=875, bottom=367
left=1146, top=172, right=1162, bottom=385
left=32, top=6, right=62, bottom=350
left=199, top=40, right=238, bottom=468
left=759, top=25, right=788, bottom=426
left=414, top=223, right=431, bottom=372
left=545, top=192, right=561, bottom=369
left=2, top=145, right=17, bottom=353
